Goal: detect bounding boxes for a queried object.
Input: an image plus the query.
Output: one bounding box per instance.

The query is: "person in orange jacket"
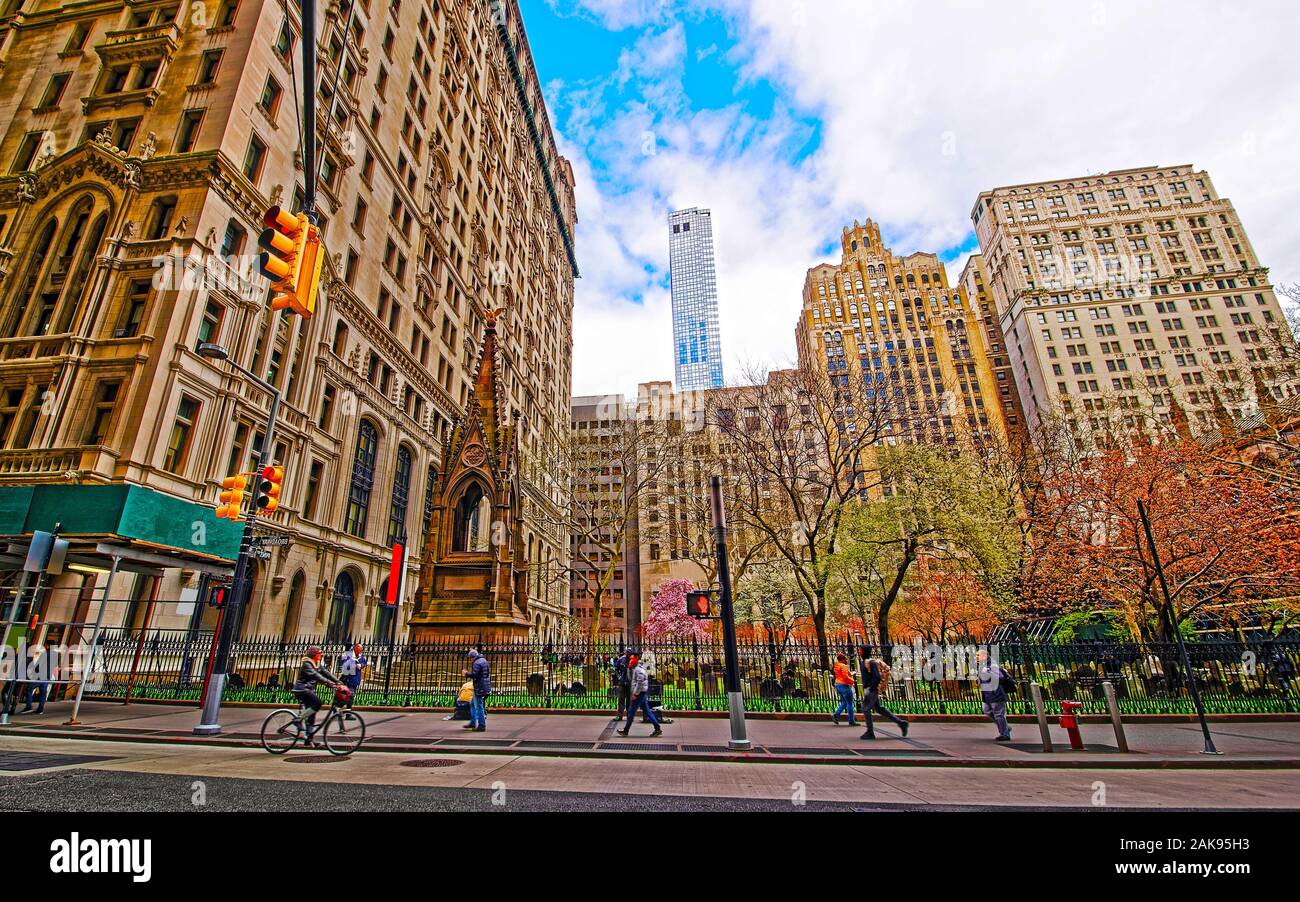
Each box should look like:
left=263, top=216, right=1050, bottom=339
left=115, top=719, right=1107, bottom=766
left=831, top=652, right=857, bottom=726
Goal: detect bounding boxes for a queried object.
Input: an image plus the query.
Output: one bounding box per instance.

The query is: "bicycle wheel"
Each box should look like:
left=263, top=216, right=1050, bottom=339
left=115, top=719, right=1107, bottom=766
left=260, top=709, right=302, bottom=754
left=323, top=709, right=365, bottom=756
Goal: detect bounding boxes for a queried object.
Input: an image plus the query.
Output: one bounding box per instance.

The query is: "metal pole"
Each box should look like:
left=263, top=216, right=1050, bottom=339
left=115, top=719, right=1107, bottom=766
left=709, top=475, right=750, bottom=750
left=1136, top=499, right=1220, bottom=754
left=300, top=0, right=318, bottom=219
left=196, top=376, right=281, bottom=735
left=1102, top=680, right=1128, bottom=753
left=1030, top=681, right=1053, bottom=752
left=67, top=556, right=120, bottom=725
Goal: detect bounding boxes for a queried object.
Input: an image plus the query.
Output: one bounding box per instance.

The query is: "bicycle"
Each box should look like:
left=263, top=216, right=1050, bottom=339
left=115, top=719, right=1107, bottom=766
left=260, top=685, right=366, bottom=756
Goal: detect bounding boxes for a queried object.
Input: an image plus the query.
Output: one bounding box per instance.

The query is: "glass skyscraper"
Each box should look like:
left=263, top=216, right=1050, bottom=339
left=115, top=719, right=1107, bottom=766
left=668, top=208, right=724, bottom=390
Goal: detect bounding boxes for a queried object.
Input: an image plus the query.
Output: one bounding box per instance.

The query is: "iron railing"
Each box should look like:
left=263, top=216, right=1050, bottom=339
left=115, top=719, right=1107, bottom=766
left=75, top=630, right=1300, bottom=715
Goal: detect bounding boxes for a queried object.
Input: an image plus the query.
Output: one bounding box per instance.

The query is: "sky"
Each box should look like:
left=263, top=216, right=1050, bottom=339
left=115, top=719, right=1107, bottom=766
left=519, top=0, right=1300, bottom=397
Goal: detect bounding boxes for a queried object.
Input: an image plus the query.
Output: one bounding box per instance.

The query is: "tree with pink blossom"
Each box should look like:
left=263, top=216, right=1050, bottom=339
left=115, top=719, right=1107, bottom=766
left=642, top=578, right=713, bottom=641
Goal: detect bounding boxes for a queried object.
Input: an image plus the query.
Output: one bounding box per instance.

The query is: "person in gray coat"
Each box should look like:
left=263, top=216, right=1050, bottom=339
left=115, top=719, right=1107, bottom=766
left=616, top=654, right=662, bottom=737
left=977, top=649, right=1012, bottom=741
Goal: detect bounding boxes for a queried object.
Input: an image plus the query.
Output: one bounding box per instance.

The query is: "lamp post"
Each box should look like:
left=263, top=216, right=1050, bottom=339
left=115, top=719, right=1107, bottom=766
left=709, top=474, right=750, bottom=750
left=1136, top=498, right=1220, bottom=755
left=194, top=342, right=281, bottom=735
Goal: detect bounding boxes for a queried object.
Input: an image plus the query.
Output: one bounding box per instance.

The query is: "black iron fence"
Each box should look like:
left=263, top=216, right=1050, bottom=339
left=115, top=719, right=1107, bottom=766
left=76, top=630, right=1300, bottom=716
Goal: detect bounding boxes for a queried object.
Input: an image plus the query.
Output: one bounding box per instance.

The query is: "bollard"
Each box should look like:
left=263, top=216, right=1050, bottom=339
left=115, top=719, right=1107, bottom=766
left=1030, top=682, right=1053, bottom=752
left=1102, top=681, right=1128, bottom=752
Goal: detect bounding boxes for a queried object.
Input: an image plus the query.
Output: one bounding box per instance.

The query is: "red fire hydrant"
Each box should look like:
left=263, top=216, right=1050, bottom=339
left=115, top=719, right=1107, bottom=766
left=1059, top=700, right=1085, bottom=750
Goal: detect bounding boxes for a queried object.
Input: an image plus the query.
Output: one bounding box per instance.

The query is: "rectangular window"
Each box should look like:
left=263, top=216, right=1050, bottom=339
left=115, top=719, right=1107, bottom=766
left=257, top=75, right=282, bottom=118
left=118, top=280, right=151, bottom=336
left=64, top=22, right=91, bottom=53
left=274, top=21, right=295, bottom=59
left=10, top=132, right=43, bottom=173
left=303, top=460, right=324, bottom=519
left=37, top=73, right=71, bottom=110
left=216, top=0, right=239, bottom=27
left=83, top=381, right=121, bottom=445
left=242, top=134, right=267, bottom=182
left=196, top=298, right=223, bottom=350
left=162, top=395, right=200, bottom=473
left=197, top=50, right=223, bottom=85
left=175, top=108, right=204, bottom=152
left=102, top=65, right=130, bottom=94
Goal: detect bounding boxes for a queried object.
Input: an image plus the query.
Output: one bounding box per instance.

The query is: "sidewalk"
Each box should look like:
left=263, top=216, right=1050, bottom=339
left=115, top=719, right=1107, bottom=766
left=4, top=701, right=1299, bottom=768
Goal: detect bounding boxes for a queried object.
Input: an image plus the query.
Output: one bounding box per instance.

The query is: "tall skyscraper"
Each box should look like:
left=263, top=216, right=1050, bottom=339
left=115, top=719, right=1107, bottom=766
left=669, top=207, right=724, bottom=390
left=972, top=164, right=1297, bottom=438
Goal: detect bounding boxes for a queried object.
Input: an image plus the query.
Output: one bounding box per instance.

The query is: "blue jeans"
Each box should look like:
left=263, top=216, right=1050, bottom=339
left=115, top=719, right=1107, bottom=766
left=833, top=684, right=857, bottom=724
left=623, top=694, right=660, bottom=732
left=470, top=693, right=487, bottom=728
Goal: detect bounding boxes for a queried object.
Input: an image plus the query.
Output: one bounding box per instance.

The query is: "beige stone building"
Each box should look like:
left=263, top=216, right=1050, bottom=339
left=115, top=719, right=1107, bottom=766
left=971, top=164, right=1297, bottom=440
left=958, top=253, right=1022, bottom=434
left=795, top=218, right=1006, bottom=455
left=0, top=0, right=576, bottom=644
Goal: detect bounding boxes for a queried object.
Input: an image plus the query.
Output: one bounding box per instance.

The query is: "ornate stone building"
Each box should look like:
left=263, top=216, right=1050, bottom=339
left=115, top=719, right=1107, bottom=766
left=0, top=0, right=576, bottom=642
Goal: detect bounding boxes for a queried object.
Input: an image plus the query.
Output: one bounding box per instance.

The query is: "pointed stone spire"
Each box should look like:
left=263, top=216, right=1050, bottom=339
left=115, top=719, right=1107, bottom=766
left=1252, top=368, right=1281, bottom=427
left=1168, top=394, right=1192, bottom=441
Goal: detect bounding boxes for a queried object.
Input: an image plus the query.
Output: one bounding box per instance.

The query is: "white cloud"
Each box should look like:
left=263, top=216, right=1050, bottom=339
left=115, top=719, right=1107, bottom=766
left=551, top=0, right=1300, bottom=396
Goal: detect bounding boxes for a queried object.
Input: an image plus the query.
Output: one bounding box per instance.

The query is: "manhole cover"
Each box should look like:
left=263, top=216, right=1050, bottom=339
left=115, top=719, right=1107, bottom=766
left=400, top=758, right=464, bottom=768
left=283, top=755, right=349, bottom=763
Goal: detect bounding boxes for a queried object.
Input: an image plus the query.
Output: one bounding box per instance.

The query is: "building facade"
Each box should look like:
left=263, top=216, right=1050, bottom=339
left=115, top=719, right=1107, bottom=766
left=0, top=0, right=576, bottom=643
left=958, top=253, right=1023, bottom=434
left=795, top=218, right=1006, bottom=454
left=971, top=164, right=1297, bottom=440
left=668, top=207, right=723, bottom=391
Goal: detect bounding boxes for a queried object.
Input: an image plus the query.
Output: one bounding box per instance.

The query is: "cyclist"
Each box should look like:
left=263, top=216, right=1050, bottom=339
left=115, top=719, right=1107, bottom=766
left=292, top=646, right=343, bottom=745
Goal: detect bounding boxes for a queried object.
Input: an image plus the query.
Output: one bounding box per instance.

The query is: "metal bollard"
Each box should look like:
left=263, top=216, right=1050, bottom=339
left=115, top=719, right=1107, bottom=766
left=1102, top=681, right=1129, bottom=752
left=1030, top=682, right=1053, bottom=752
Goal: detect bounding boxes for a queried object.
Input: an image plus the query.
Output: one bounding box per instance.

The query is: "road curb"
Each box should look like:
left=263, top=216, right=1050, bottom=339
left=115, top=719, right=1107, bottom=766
left=5, top=725, right=1299, bottom=770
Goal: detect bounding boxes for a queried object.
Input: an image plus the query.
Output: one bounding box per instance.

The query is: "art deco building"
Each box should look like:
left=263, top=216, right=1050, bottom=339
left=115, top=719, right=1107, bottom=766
left=795, top=218, right=1006, bottom=457
left=958, top=253, right=1023, bottom=433
left=0, top=0, right=576, bottom=644
left=971, top=164, right=1297, bottom=439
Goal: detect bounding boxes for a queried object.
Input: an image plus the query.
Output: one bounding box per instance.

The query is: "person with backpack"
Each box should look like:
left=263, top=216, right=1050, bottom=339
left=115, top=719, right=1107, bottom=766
left=462, top=647, right=491, bottom=731
left=859, top=647, right=908, bottom=740
left=830, top=653, right=857, bottom=726
left=976, top=649, right=1013, bottom=741
left=339, top=644, right=367, bottom=709
left=616, top=654, right=662, bottom=737
left=610, top=648, right=632, bottom=723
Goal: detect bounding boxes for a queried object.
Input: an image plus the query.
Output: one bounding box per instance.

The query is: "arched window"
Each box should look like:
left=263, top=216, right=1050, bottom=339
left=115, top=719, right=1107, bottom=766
left=421, top=463, right=437, bottom=545
left=343, top=420, right=378, bottom=537
left=375, top=578, right=395, bottom=642
left=3, top=218, right=58, bottom=337
left=54, top=212, right=109, bottom=334
left=327, top=571, right=356, bottom=643
left=282, top=570, right=305, bottom=642
left=451, top=482, right=491, bottom=553
left=387, top=445, right=412, bottom=544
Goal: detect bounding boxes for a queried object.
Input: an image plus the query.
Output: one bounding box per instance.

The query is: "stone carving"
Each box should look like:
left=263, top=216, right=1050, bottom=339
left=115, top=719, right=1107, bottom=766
left=18, top=175, right=36, bottom=202
left=269, top=183, right=284, bottom=206
left=138, top=131, right=158, bottom=160
left=123, top=161, right=141, bottom=188
left=172, top=216, right=189, bottom=237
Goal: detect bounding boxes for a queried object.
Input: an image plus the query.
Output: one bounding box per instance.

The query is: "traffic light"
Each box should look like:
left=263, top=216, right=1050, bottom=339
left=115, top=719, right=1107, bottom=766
left=257, top=206, right=323, bottom=318
left=255, top=465, right=284, bottom=513
left=216, top=473, right=249, bottom=521
left=686, top=589, right=713, bottom=619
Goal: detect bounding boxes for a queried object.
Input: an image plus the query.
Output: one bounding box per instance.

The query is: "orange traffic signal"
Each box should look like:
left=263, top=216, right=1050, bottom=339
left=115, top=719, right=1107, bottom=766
left=217, top=473, right=249, bottom=521
left=686, top=589, right=713, bottom=619
left=258, top=206, right=322, bottom=318
left=255, top=465, right=284, bottom=514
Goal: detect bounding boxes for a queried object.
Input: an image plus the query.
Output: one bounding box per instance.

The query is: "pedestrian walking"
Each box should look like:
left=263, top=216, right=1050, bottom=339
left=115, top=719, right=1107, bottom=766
left=18, top=640, right=50, bottom=715
left=462, top=647, right=490, bottom=731
left=339, top=644, right=367, bottom=709
left=639, top=648, right=672, bottom=724
left=976, top=649, right=1013, bottom=742
left=858, top=647, right=908, bottom=740
left=616, top=654, right=662, bottom=737
left=610, top=648, right=632, bottom=722
left=830, top=653, right=857, bottom=726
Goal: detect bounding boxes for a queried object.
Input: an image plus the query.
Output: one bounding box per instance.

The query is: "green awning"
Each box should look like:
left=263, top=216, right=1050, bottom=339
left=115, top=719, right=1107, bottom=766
left=0, top=484, right=241, bottom=562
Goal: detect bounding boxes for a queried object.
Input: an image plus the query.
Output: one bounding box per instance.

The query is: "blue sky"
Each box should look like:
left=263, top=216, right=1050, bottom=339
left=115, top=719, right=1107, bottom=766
left=520, top=0, right=1300, bottom=396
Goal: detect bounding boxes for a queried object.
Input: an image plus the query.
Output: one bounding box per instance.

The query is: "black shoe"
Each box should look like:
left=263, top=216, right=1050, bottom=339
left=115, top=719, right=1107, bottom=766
left=651, top=729, right=663, bottom=737
left=861, top=732, right=876, bottom=740
left=616, top=729, right=629, bottom=736
left=462, top=723, right=477, bottom=730
left=832, top=714, right=840, bottom=725
left=900, top=721, right=909, bottom=738
left=995, top=734, right=1012, bottom=742
left=474, top=726, right=486, bottom=732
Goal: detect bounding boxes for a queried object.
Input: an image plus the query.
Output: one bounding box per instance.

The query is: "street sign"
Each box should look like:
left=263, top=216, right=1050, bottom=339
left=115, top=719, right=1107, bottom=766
left=249, top=547, right=272, bottom=561
left=253, top=533, right=292, bottom=547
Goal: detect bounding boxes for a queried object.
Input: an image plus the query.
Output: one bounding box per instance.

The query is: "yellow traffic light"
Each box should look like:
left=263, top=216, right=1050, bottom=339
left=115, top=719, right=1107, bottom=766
left=257, top=205, right=322, bottom=319
left=256, top=465, right=284, bottom=514
left=217, top=473, right=249, bottom=521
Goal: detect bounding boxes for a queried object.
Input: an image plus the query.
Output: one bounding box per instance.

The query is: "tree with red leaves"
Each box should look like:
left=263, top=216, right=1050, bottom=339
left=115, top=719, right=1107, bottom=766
left=642, top=578, right=713, bottom=642
left=1025, top=437, right=1300, bottom=641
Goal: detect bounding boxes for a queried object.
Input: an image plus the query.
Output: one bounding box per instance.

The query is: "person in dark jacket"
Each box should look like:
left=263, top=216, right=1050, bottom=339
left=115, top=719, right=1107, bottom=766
left=610, top=648, right=632, bottom=723
left=462, top=648, right=491, bottom=731
left=292, top=646, right=342, bottom=744
left=976, top=649, right=1012, bottom=741
left=616, top=655, right=662, bottom=737
left=339, top=644, right=367, bottom=709
left=858, top=648, right=908, bottom=740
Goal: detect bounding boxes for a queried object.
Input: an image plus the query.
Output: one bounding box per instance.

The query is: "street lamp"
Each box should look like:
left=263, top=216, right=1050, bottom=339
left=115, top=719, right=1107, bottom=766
left=194, top=341, right=282, bottom=736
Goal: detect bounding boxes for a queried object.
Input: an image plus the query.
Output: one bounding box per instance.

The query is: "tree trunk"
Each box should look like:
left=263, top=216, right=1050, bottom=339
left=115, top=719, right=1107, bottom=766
left=875, top=544, right=916, bottom=664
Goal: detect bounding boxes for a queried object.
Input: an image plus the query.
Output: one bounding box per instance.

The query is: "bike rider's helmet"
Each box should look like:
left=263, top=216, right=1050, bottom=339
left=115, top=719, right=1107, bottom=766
left=308, top=645, right=323, bottom=662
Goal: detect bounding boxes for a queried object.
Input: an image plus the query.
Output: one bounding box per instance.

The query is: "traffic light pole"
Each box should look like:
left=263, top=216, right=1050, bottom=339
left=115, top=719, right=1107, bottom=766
left=300, top=0, right=318, bottom=220
left=195, top=365, right=281, bottom=736
left=709, top=475, right=751, bottom=751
